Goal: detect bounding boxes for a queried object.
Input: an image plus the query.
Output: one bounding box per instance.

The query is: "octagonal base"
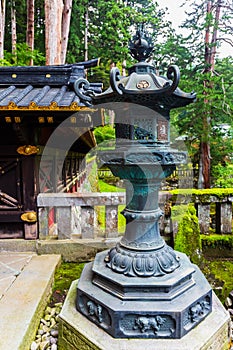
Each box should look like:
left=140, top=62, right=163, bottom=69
left=76, top=251, right=213, bottom=339
left=59, top=280, right=230, bottom=350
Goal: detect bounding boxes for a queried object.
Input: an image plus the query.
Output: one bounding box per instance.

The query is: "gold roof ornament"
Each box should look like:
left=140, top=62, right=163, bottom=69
left=17, top=145, right=39, bottom=156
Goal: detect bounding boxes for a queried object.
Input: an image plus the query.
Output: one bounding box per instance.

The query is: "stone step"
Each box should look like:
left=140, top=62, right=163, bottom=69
left=0, top=254, right=61, bottom=350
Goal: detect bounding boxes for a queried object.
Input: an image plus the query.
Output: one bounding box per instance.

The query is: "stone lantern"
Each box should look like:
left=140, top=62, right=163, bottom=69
left=58, top=29, right=230, bottom=350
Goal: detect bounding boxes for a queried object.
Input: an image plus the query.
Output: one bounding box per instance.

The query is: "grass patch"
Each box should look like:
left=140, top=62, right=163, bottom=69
left=98, top=179, right=125, bottom=192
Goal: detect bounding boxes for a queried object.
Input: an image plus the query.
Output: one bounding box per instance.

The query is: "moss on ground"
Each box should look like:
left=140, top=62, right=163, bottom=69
left=50, top=262, right=85, bottom=306
left=200, top=259, right=233, bottom=303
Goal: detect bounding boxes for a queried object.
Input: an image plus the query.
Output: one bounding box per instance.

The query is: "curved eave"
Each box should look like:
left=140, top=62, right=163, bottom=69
left=92, top=86, right=196, bottom=110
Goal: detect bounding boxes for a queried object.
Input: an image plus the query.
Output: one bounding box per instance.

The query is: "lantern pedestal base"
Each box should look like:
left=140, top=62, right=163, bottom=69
left=76, top=251, right=213, bottom=339
left=58, top=278, right=230, bottom=350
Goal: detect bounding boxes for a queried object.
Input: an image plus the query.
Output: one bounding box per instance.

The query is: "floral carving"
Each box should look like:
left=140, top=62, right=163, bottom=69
left=105, top=243, right=180, bottom=277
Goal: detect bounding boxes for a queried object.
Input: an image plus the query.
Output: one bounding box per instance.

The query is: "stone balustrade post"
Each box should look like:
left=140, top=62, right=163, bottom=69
left=216, top=200, right=233, bottom=234
left=57, top=207, right=72, bottom=239
left=105, top=205, right=118, bottom=238
left=81, top=206, right=95, bottom=239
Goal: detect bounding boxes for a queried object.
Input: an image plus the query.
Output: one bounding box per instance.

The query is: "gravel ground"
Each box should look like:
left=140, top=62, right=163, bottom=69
left=30, top=303, right=62, bottom=350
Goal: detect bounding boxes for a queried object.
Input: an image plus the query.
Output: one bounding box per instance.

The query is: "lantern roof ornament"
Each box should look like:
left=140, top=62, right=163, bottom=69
left=74, top=29, right=196, bottom=111
left=128, top=26, right=154, bottom=62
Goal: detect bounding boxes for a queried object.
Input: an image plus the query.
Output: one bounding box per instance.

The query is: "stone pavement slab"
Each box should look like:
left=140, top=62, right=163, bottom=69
left=0, top=252, right=34, bottom=300
left=0, top=253, right=61, bottom=350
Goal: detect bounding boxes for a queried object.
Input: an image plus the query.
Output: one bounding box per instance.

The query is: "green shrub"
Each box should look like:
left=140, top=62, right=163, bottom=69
left=173, top=204, right=202, bottom=264
left=201, top=234, right=233, bottom=250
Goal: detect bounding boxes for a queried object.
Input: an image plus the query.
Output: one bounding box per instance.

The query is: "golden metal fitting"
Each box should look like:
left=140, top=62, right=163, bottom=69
left=21, top=211, right=37, bottom=223
left=17, top=145, right=39, bottom=155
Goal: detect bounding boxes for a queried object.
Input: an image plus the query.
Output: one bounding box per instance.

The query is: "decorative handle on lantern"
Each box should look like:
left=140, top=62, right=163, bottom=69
left=166, top=65, right=180, bottom=93
left=110, top=67, right=123, bottom=95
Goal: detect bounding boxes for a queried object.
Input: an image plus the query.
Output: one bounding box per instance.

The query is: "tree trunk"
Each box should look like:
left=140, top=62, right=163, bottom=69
left=26, top=0, right=34, bottom=66
left=198, top=0, right=221, bottom=189
left=210, top=0, right=221, bottom=71
left=0, top=0, right=5, bottom=60
left=44, top=0, right=63, bottom=65
left=84, top=8, right=88, bottom=62
left=61, top=0, right=72, bottom=64
left=11, top=1, right=17, bottom=59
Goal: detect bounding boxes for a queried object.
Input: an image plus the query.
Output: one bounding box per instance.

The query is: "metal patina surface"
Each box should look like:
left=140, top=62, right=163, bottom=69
left=76, top=28, right=213, bottom=339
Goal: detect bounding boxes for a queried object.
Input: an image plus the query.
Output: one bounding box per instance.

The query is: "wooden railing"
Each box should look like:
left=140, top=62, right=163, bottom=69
left=37, top=190, right=233, bottom=241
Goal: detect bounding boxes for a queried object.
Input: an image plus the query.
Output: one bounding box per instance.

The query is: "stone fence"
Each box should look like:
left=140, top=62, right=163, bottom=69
left=37, top=192, right=125, bottom=240
left=37, top=190, right=233, bottom=241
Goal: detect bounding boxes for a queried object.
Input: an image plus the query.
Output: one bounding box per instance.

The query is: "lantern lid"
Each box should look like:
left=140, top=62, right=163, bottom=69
left=74, top=28, right=196, bottom=112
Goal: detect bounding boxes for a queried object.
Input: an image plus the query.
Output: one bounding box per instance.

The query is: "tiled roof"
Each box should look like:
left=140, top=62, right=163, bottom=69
left=0, top=61, right=102, bottom=111
left=0, top=83, right=101, bottom=110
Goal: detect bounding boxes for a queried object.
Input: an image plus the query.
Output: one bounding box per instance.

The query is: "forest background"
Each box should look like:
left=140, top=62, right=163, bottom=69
left=0, top=0, right=232, bottom=188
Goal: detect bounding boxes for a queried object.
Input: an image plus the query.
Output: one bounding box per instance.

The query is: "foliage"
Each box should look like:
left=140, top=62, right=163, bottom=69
left=1, top=43, right=45, bottom=66
left=88, top=62, right=112, bottom=90
left=181, top=0, right=233, bottom=71
left=172, top=61, right=233, bottom=184
left=168, top=0, right=233, bottom=188
left=212, top=163, right=233, bottom=188
left=4, top=0, right=45, bottom=55
left=153, top=32, right=195, bottom=76
left=173, top=204, right=202, bottom=264
left=97, top=179, right=125, bottom=234
left=98, top=179, right=125, bottom=193
left=67, top=0, right=171, bottom=65
left=94, top=125, right=115, bottom=144
left=1, top=0, right=232, bottom=189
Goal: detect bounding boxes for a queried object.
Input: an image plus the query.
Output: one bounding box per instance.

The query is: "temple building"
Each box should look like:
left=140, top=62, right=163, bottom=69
left=0, top=60, right=101, bottom=239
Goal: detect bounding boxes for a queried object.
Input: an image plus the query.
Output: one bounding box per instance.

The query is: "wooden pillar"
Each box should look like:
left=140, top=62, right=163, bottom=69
left=21, top=155, right=38, bottom=239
